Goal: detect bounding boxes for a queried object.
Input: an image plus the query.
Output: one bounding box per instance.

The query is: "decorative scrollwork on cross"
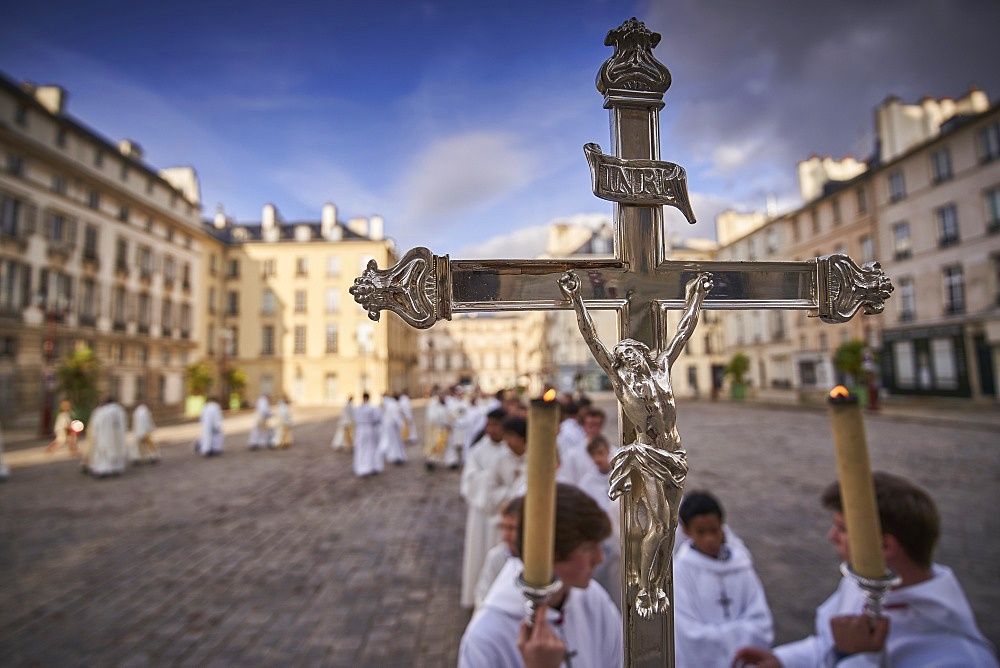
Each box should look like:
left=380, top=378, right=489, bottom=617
left=597, top=17, right=672, bottom=95
left=348, top=246, right=448, bottom=329
left=818, top=254, right=895, bottom=324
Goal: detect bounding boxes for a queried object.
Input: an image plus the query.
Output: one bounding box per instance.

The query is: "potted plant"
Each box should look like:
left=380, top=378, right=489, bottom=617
left=56, top=346, right=101, bottom=427
left=725, top=352, right=750, bottom=400
left=184, top=360, right=214, bottom=416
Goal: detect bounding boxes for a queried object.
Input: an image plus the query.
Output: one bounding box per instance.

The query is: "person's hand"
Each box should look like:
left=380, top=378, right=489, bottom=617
left=731, top=646, right=781, bottom=667
left=558, top=271, right=581, bottom=299
left=518, top=603, right=567, bottom=668
left=830, top=614, right=889, bottom=655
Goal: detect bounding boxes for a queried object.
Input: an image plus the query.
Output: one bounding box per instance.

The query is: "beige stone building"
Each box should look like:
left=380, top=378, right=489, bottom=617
left=714, top=89, right=1000, bottom=403
left=0, top=72, right=207, bottom=429
left=203, top=204, right=418, bottom=406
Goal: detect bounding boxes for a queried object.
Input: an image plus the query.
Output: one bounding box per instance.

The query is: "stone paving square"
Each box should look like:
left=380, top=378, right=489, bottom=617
left=0, top=399, right=997, bottom=665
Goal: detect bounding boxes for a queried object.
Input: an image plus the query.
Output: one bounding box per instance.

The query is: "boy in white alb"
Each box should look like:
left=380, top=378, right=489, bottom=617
left=674, top=490, right=773, bottom=668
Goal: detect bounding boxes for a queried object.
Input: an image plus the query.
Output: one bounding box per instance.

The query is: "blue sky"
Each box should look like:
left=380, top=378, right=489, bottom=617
left=3, top=1, right=999, bottom=259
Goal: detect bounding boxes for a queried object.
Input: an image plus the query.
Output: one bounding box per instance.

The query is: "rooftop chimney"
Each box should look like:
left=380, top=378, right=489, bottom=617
left=118, top=139, right=144, bottom=161
left=321, top=202, right=339, bottom=240
left=32, top=85, right=67, bottom=115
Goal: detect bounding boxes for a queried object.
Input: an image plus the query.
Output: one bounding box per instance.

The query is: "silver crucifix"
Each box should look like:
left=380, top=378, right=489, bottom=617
left=350, top=17, right=892, bottom=668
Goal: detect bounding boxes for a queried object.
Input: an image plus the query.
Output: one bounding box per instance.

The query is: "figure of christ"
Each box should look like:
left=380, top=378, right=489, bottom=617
left=558, top=269, right=714, bottom=619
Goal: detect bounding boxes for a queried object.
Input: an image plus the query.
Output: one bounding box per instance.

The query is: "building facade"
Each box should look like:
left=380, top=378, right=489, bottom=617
left=203, top=204, right=418, bottom=406
left=0, top=73, right=207, bottom=429
left=714, top=90, right=1000, bottom=403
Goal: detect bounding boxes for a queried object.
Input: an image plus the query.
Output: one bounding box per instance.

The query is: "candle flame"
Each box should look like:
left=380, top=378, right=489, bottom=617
left=543, top=389, right=557, bottom=402
left=829, top=385, right=850, bottom=399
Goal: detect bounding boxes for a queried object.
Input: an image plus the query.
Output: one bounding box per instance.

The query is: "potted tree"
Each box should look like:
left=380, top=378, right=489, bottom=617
left=725, top=352, right=750, bottom=400
left=184, top=360, right=214, bottom=417
left=224, top=366, right=247, bottom=410
left=833, top=339, right=874, bottom=407
left=56, top=346, right=101, bottom=428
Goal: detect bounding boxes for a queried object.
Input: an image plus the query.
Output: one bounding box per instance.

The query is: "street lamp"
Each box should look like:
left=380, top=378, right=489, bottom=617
left=37, top=293, right=71, bottom=436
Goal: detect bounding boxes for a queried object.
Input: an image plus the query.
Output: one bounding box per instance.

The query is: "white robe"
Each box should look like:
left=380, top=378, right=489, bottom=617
left=445, top=396, right=468, bottom=466
left=673, top=538, right=774, bottom=667
left=773, top=564, right=997, bottom=668
left=398, top=394, right=417, bottom=444
left=197, top=401, right=224, bottom=455
left=273, top=400, right=293, bottom=448
left=247, top=395, right=272, bottom=448
left=556, top=418, right=593, bottom=485
left=459, top=558, right=623, bottom=668
left=128, top=404, right=158, bottom=462
left=474, top=542, right=512, bottom=610
left=352, top=402, right=383, bottom=476
left=459, top=433, right=509, bottom=608
left=86, top=403, right=128, bottom=476
left=423, top=397, right=451, bottom=464
left=378, top=397, right=407, bottom=463
left=577, top=465, right=622, bottom=610
left=331, top=400, right=354, bottom=450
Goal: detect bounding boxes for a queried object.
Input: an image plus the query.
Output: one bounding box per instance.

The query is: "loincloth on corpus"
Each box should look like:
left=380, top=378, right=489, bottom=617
left=608, top=443, right=688, bottom=501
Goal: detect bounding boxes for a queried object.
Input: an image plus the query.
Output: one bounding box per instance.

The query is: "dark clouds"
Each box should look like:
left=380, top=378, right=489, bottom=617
left=642, top=0, right=1000, bottom=211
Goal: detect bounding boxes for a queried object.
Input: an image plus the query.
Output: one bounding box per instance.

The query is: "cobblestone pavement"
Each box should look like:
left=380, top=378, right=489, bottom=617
left=0, top=400, right=997, bottom=666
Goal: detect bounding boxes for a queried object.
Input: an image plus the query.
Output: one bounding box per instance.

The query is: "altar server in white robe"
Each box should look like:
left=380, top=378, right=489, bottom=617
left=555, top=398, right=593, bottom=485
left=247, top=394, right=272, bottom=450
left=331, top=397, right=354, bottom=450
left=84, top=398, right=128, bottom=477
left=423, top=390, right=451, bottom=470
left=272, top=396, right=293, bottom=449
left=398, top=391, right=417, bottom=445
left=129, top=403, right=159, bottom=463
left=459, top=484, right=622, bottom=668
left=459, top=408, right=509, bottom=608
left=672, top=490, right=772, bottom=668
left=352, top=392, right=383, bottom=477
left=445, top=386, right=468, bottom=468
left=378, top=393, right=407, bottom=465
left=196, top=397, right=225, bottom=456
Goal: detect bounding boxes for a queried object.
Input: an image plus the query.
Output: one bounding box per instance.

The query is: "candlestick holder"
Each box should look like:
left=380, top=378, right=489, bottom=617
left=517, top=572, right=563, bottom=626
left=839, top=562, right=901, bottom=620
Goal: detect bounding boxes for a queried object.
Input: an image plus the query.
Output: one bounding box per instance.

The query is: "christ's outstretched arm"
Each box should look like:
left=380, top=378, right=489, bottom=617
left=659, top=273, right=713, bottom=369
left=559, top=270, right=615, bottom=375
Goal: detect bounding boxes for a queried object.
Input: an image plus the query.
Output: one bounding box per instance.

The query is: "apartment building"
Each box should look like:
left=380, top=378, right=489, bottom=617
left=204, top=204, right=419, bottom=406
left=714, top=89, right=1000, bottom=402
left=0, top=73, right=207, bottom=429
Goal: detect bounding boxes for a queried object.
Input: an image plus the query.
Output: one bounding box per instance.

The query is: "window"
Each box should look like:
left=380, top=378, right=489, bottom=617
left=120, top=163, right=129, bottom=181
left=326, top=256, right=341, bottom=277
left=943, top=265, right=965, bottom=314
left=52, top=175, right=67, bottom=195
left=227, top=258, right=240, bottom=278
left=112, top=287, right=126, bottom=327
left=747, top=238, right=757, bottom=261
left=892, top=222, right=912, bottom=260
left=262, top=258, right=276, bottom=278
left=931, top=338, right=959, bottom=389
left=138, top=293, right=151, bottom=331
left=893, top=340, right=916, bottom=388
left=889, top=170, right=906, bottom=202
left=182, top=262, right=191, bottom=289
left=326, top=324, right=339, bottom=353
left=993, top=255, right=1000, bottom=306
left=137, top=246, right=153, bottom=279
left=262, top=289, right=276, bottom=316
left=6, top=154, right=23, bottom=176
left=161, top=298, right=173, bottom=332
left=294, top=325, right=306, bottom=355
left=791, top=217, right=801, bottom=241
left=325, top=288, right=340, bottom=314
left=163, top=255, right=176, bottom=286
left=831, top=198, right=842, bottom=226
left=180, top=304, right=191, bottom=338
left=56, top=127, right=67, bottom=148
left=46, top=212, right=73, bottom=245
left=262, top=325, right=275, bottom=355
left=94, top=150, right=103, bottom=168
left=977, top=121, right=1000, bottom=163
left=859, top=235, right=874, bottom=264
left=115, top=238, right=128, bottom=272
left=226, top=291, right=239, bottom=316
left=87, top=190, right=100, bottom=210
left=356, top=323, right=374, bottom=354
left=210, top=254, right=218, bottom=275
left=898, top=277, right=915, bottom=322
left=937, top=204, right=960, bottom=246
left=208, top=287, right=216, bottom=314
left=1, top=195, right=23, bottom=238
left=295, top=257, right=308, bottom=276
left=770, top=312, right=785, bottom=340
left=295, top=289, right=307, bottom=313
left=986, top=187, right=1000, bottom=233
left=810, top=210, right=820, bottom=234
left=83, top=224, right=99, bottom=260
left=856, top=188, right=868, bottom=215
left=931, top=148, right=953, bottom=183
left=15, top=104, right=27, bottom=126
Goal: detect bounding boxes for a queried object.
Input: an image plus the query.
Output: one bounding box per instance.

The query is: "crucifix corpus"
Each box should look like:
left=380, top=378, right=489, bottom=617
left=351, top=17, right=893, bottom=668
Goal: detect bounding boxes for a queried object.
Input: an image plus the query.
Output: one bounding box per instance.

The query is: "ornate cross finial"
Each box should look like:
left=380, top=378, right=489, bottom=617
left=597, top=17, right=672, bottom=96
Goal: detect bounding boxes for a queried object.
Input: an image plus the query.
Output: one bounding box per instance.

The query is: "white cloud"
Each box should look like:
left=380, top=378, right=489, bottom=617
left=458, top=224, right=550, bottom=260
left=397, top=131, right=542, bottom=224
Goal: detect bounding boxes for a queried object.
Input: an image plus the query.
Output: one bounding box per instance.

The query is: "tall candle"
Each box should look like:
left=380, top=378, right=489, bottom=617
left=522, top=390, right=560, bottom=587
left=828, top=385, right=885, bottom=579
